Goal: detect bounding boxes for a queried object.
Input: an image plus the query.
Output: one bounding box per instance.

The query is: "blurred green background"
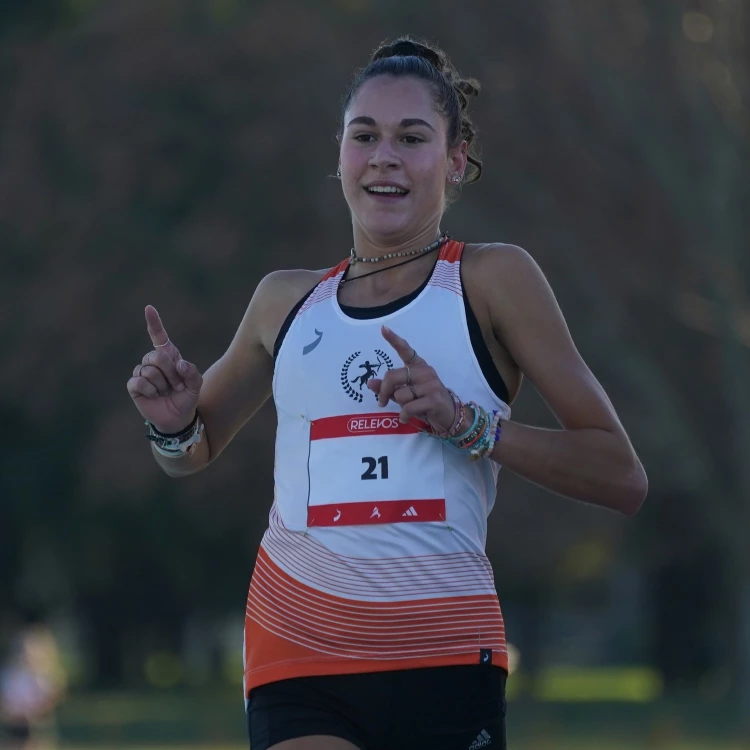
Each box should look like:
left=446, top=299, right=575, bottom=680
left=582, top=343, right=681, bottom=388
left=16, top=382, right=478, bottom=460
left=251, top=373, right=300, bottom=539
left=1, top=0, right=749, bottom=747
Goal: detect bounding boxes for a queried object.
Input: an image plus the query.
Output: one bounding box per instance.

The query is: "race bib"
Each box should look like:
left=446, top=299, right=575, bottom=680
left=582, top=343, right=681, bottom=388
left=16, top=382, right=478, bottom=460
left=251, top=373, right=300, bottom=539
left=306, top=413, right=446, bottom=527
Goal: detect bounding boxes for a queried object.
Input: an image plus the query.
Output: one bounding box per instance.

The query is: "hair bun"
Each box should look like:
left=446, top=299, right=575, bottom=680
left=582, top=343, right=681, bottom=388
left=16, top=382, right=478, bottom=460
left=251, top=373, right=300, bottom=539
left=371, top=37, right=480, bottom=111
left=371, top=38, right=444, bottom=73
left=453, top=77, right=481, bottom=109
left=455, top=78, right=480, bottom=100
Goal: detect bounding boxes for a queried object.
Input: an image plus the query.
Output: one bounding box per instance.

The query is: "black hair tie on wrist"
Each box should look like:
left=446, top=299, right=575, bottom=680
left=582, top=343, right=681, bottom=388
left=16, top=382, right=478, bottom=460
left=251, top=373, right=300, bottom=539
left=146, top=410, right=199, bottom=440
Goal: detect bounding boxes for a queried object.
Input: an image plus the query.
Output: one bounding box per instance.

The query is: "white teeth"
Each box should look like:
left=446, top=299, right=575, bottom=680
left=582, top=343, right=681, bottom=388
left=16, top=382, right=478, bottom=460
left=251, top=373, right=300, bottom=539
left=367, top=186, right=407, bottom=194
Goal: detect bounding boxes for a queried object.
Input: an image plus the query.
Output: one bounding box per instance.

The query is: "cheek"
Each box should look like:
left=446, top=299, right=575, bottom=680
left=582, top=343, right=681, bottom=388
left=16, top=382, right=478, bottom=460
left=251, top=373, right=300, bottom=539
left=412, top=160, right=448, bottom=198
left=411, top=146, right=449, bottom=180
left=339, top=142, right=366, bottom=172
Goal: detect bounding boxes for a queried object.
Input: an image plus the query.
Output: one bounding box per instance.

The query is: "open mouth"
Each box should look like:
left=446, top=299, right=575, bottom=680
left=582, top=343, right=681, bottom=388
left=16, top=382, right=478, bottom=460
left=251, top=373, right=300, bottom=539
left=364, top=186, right=410, bottom=200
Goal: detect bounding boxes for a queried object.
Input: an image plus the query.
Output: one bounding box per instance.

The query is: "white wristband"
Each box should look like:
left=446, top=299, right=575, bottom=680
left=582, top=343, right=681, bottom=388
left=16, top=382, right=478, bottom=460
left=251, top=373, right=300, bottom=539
left=147, top=415, right=204, bottom=457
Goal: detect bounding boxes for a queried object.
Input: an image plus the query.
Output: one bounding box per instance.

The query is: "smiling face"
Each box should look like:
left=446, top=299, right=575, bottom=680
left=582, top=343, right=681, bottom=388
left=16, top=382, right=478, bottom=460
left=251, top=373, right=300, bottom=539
left=339, top=75, right=467, bottom=243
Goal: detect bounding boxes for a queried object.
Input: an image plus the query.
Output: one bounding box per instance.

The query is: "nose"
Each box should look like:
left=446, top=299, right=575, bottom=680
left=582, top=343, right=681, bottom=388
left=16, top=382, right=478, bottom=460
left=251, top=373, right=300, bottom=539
left=368, top=138, right=401, bottom=171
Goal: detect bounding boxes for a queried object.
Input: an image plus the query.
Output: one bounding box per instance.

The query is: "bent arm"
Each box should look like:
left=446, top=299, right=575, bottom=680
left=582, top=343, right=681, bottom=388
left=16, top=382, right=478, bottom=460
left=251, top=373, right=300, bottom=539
left=479, top=245, right=648, bottom=514
left=155, top=274, right=278, bottom=478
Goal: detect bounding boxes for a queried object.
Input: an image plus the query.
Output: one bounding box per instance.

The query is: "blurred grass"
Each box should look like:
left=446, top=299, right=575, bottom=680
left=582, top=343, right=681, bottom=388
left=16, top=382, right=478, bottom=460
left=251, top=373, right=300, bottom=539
left=59, top=743, right=748, bottom=749
left=56, top=689, right=747, bottom=749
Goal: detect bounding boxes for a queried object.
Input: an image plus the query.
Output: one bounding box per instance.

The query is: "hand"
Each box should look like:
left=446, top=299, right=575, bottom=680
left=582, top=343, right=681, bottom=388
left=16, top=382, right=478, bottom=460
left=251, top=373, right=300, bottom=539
left=367, top=326, right=455, bottom=432
left=126, top=305, right=203, bottom=433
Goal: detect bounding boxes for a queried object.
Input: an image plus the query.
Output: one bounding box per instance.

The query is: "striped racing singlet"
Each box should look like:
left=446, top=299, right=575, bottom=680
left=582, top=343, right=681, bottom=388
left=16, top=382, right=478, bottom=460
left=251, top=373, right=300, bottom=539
left=243, top=240, right=511, bottom=695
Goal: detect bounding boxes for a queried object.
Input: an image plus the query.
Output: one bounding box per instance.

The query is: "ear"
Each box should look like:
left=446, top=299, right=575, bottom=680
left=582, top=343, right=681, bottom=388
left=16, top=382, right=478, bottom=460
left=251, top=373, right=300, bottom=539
left=447, top=140, right=468, bottom=182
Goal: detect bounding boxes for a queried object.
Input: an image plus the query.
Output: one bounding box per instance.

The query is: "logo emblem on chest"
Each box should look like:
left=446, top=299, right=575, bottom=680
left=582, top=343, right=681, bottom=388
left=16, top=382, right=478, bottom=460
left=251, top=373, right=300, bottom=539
left=341, top=349, right=394, bottom=402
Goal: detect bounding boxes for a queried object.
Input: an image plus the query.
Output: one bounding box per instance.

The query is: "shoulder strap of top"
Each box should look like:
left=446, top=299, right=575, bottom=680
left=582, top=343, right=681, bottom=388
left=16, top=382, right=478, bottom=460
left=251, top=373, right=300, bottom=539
left=296, top=259, right=348, bottom=317
left=427, top=240, right=464, bottom=296
left=320, top=258, right=349, bottom=282
left=438, top=239, right=464, bottom=263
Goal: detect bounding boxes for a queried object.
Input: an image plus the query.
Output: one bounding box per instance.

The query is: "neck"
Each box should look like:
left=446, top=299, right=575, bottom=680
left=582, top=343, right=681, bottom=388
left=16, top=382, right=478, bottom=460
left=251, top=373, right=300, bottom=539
left=349, top=225, right=442, bottom=269
left=352, top=221, right=443, bottom=258
left=340, top=245, right=442, bottom=299
left=341, top=234, right=447, bottom=296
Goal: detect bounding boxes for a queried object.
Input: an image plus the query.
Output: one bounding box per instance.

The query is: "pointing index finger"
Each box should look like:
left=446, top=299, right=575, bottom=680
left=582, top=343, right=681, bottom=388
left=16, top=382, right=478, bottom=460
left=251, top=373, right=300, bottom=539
left=145, top=305, right=170, bottom=348
left=381, top=326, right=422, bottom=365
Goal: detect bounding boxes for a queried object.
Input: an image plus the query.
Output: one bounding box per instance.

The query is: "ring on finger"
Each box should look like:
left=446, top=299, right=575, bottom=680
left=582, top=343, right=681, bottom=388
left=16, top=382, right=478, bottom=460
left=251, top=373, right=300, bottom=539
left=405, top=365, right=412, bottom=385
left=139, top=365, right=146, bottom=377
left=405, top=348, right=418, bottom=365
left=154, top=339, right=171, bottom=348
left=409, top=385, right=418, bottom=401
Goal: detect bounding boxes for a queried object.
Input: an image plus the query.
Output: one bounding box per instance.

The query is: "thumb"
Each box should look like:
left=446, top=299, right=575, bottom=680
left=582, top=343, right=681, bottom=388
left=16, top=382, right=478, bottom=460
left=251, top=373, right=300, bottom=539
left=176, top=359, right=203, bottom=393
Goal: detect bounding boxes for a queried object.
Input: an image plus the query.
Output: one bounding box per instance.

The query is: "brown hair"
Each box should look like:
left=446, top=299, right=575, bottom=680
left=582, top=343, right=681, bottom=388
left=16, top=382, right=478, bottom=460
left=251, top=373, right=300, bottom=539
left=340, top=36, right=483, bottom=190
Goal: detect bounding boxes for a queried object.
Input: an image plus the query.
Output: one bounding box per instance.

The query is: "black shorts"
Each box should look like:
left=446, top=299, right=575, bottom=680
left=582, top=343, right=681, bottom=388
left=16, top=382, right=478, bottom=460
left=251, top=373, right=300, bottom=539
left=246, top=664, right=507, bottom=750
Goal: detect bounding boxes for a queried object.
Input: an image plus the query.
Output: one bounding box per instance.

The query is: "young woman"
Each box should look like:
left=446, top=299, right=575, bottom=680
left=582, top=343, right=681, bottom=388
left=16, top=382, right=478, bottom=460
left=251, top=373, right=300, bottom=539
left=127, top=37, right=647, bottom=750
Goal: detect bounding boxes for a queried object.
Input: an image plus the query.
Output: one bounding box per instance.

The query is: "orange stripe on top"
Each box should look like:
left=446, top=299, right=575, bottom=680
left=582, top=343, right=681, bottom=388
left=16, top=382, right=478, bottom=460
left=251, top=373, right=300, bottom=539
left=439, top=239, right=464, bottom=264
left=322, top=258, right=350, bottom=281
left=243, top=547, right=508, bottom=695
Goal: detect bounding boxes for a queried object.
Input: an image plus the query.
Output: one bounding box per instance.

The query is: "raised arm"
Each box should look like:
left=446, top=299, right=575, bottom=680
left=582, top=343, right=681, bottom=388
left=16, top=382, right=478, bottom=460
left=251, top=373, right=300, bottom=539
left=126, top=271, right=309, bottom=478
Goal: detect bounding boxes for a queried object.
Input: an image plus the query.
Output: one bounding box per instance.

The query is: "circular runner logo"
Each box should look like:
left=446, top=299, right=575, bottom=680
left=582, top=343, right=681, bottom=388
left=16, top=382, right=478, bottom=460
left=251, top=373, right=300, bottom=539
left=341, top=349, right=394, bottom=402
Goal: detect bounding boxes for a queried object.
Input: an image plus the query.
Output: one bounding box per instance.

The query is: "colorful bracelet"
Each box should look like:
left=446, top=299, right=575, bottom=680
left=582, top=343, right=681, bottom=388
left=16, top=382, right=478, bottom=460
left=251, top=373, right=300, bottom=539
left=430, top=395, right=504, bottom=461
left=446, top=390, right=466, bottom=438
left=458, top=413, right=488, bottom=450
left=453, top=404, right=486, bottom=448
left=463, top=407, right=491, bottom=453
left=431, top=390, right=464, bottom=438
left=469, top=410, right=503, bottom=461
left=450, top=401, right=481, bottom=444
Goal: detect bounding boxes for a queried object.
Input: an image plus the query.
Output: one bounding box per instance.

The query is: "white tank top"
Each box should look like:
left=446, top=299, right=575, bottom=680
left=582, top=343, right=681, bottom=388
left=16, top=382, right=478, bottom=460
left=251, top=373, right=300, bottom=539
left=243, top=240, right=512, bottom=694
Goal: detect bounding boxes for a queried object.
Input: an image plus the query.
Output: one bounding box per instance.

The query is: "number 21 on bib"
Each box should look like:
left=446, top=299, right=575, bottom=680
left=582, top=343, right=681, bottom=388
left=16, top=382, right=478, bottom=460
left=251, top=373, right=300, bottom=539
left=306, top=413, right=446, bottom=527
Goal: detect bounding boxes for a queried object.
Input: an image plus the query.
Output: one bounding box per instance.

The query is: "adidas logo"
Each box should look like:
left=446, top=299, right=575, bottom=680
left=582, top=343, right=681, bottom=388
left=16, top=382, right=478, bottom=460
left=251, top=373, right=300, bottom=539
left=401, top=506, right=419, bottom=517
left=469, top=729, right=492, bottom=749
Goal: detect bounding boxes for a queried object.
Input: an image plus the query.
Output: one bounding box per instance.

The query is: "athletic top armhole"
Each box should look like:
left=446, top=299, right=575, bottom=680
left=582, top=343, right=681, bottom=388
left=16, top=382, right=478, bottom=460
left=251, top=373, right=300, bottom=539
left=273, top=287, right=316, bottom=361
left=460, top=266, right=510, bottom=405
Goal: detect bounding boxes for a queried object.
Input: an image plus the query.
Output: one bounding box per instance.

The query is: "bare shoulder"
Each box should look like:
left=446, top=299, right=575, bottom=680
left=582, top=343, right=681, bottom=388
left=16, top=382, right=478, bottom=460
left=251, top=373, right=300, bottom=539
left=250, top=267, right=329, bottom=355
left=254, top=267, right=328, bottom=303
left=462, top=242, right=548, bottom=312
left=462, top=242, right=541, bottom=284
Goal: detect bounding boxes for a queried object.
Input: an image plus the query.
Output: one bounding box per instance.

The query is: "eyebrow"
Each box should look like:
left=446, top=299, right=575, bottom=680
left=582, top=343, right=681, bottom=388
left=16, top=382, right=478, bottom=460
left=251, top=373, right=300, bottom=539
left=346, top=116, right=436, bottom=133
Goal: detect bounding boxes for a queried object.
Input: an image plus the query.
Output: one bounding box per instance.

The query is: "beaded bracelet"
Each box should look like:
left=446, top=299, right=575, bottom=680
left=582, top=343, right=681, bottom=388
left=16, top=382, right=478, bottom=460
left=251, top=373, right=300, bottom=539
left=453, top=403, right=486, bottom=448
left=489, top=413, right=503, bottom=456
left=445, top=390, right=466, bottom=438
left=431, top=395, right=503, bottom=461
left=462, top=406, right=491, bottom=452
left=468, top=410, right=503, bottom=461
left=450, top=401, right=481, bottom=444
left=431, top=390, right=465, bottom=439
